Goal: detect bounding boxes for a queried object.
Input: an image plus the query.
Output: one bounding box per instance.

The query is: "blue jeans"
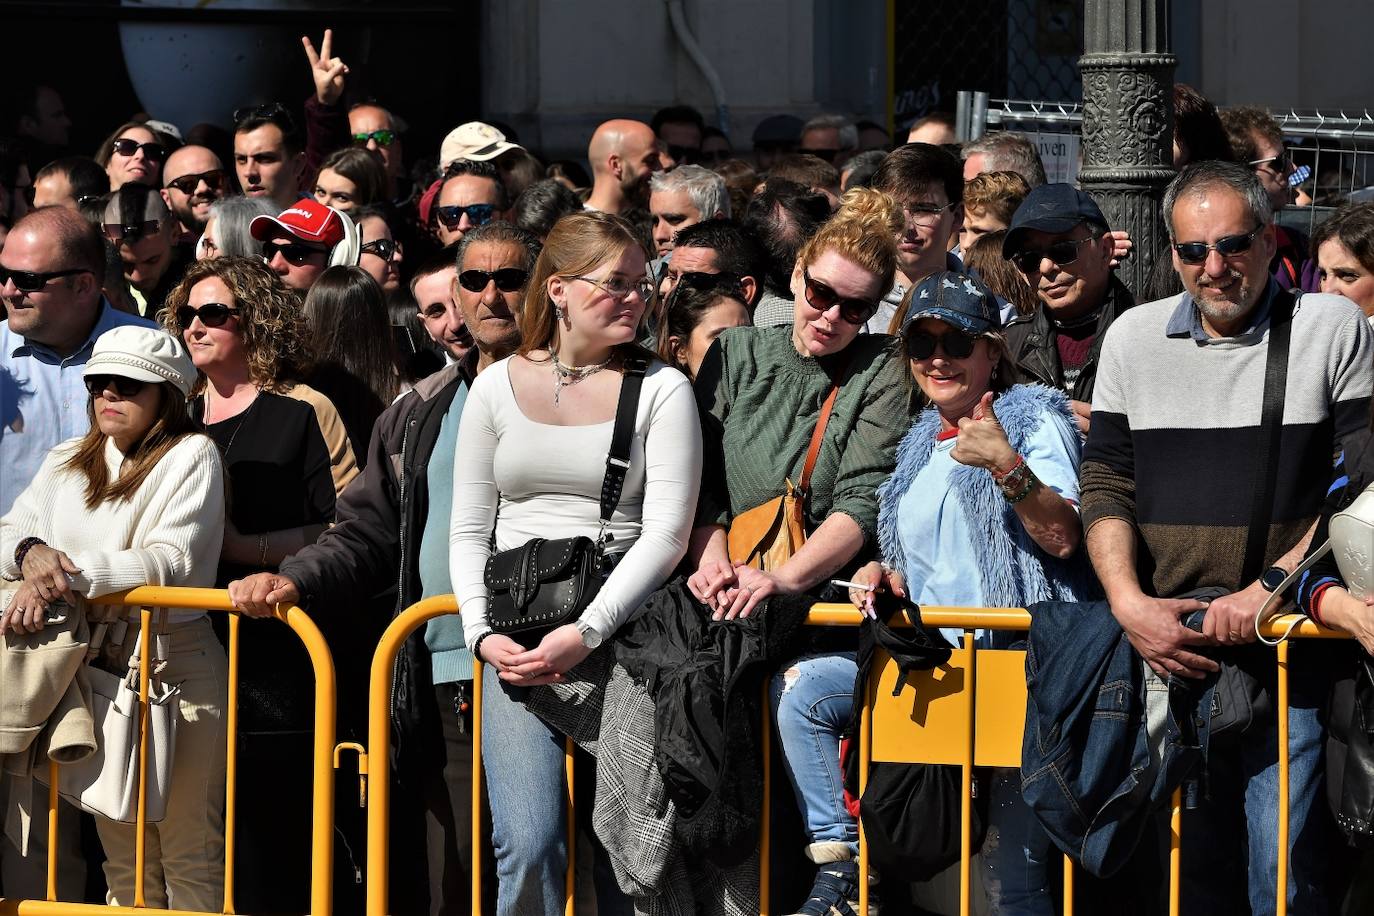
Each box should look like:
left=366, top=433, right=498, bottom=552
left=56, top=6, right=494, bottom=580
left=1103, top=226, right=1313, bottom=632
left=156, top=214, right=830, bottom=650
left=770, top=651, right=859, bottom=851
left=480, top=666, right=630, bottom=916
left=982, top=768, right=1054, bottom=916
left=1180, top=659, right=1332, bottom=916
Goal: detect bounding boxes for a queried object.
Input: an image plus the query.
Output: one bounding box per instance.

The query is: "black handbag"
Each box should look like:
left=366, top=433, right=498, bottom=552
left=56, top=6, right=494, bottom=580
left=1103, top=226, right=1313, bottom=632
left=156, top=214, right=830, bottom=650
left=482, top=357, right=647, bottom=640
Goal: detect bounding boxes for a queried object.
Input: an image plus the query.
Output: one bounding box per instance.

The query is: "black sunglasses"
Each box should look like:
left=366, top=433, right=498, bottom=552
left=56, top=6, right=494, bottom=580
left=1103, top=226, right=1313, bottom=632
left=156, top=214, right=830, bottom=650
left=85, top=374, right=148, bottom=398
left=905, top=327, right=977, bottom=361
left=1172, top=225, right=1265, bottom=265
left=104, top=221, right=162, bottom=243
left=665, top=270, right=745, bottom=308
left=458, top=267, right=528, bottom=293
left=165, top=169, right=225, bottom=195
left=0, top=266, right=92, bottom=292
left=361, top=238, right=398, bottom=263
left=263, top=240, right=327, bottom=265
left=802, top=270, right=877, bottom=324
left=1011, top=235, right=1101, bottom=273
left=436, top=204, right=496, bottom=230
left=176, top=303, right=241, bottom=330
left=110, top=138, right=166, bottom=163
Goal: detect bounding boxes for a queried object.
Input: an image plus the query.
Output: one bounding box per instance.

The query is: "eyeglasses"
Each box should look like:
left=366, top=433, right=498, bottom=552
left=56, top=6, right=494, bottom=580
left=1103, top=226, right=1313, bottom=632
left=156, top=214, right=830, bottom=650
left=905, top=327, right=977, bottom=361
left=353, top=129, right=395, bottom=147
left=110, top=138, right=165, bottom=163
left=0, top=266, right=92, bottom=292
left=1171, top=225, right=1265, bottom=265
left=900, top=202, right=954, bottom=228
left=435, top=204, right=496, bottom=230
left=262, top=240, right=327, bottom=265
left=574, top=274, right=654, bottom=301
left=1249, top=149, right=1294, bottom=175
left=802, top=269, right=877, bottom=324
left=233, top=102, right=294, bottom=129
left=103, top=221, right=162, bottom=243
left=458, top=267, right=528, bottom=293
left=85, top=374, right=148, bottom=398
left=164, top=169, right=225, bottom=195
left=1011, top=235, right=1101, bottom=273
left=176, top=303, right=241, bottom=330
left=361, top=238, right=398, bottom=263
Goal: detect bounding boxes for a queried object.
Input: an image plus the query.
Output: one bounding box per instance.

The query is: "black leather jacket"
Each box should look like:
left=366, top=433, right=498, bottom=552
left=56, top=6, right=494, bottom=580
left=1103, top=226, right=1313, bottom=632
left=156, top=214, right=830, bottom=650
left=1003, top=274, right=1134, bottom=403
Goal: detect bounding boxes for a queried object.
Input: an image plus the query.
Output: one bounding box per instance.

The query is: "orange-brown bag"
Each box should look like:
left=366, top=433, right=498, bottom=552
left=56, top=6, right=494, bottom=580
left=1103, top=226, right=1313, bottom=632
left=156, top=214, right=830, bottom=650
left=726, top=380, right=841, bottom=571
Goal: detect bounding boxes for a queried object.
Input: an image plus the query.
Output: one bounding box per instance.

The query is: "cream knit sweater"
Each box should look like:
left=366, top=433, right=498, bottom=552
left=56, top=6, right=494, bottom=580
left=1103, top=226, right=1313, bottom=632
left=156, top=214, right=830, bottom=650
left=1, top=435, right=225, bottom=618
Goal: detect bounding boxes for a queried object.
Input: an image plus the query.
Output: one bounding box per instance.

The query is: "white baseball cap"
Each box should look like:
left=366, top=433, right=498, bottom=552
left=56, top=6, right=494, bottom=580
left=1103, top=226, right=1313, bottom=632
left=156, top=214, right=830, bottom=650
left=439, top=121, right=520, bottom=169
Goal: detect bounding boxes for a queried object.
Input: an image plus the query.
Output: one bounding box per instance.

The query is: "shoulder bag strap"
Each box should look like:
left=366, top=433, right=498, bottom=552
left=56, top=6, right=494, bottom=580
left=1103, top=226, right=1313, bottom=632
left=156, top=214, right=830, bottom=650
left=1240, top=288, right=1297, bottom=586
left=799, top=361, right=850, bottom=495
left=599, top=356, right=649, bottom=527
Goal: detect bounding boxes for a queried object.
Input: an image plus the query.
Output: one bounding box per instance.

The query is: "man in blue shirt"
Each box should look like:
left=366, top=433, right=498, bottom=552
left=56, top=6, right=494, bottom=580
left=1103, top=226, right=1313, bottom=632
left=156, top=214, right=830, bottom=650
left=0, top=207, right=152, bottom=896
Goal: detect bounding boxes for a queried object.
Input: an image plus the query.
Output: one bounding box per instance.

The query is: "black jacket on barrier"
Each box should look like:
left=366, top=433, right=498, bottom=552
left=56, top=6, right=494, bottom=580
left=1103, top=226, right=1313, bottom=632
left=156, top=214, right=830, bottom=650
left=613, top=581, right=812, bottom=864
left=279, top=359, right=470, bottom=777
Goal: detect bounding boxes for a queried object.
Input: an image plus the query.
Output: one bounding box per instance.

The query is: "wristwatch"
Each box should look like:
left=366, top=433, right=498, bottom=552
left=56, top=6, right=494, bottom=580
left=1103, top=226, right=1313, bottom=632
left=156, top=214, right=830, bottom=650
left=1259, top=565, right=1289, bottom=593
left=576, top=620, right=603, bottom=649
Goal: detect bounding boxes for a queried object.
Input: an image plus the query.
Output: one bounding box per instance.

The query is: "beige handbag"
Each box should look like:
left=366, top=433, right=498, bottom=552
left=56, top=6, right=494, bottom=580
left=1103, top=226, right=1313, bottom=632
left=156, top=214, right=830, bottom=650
left=727, top=378, right=841, bottom=571
left=36, top=612, right=180, bottom=824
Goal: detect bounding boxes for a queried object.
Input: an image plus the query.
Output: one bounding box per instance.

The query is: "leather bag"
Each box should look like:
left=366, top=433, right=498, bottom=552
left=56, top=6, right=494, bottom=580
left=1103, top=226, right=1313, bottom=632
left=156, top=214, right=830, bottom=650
left=484, top=358, right=646, bottom=640
left=726, top=373, right=842, bottom=571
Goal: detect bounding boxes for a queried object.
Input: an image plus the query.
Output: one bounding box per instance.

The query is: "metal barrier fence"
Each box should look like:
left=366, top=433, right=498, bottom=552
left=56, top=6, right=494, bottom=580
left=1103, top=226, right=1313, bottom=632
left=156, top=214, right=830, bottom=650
left=363, top=597, right=1352, bottom=916
left=971, top=95, right=1374, bottom=233
left=0, top=586, right=338, bottom=916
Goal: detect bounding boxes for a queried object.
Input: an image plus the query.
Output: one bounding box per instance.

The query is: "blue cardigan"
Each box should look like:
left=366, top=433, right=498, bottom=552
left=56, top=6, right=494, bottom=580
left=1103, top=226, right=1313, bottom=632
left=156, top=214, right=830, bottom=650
left=875, top=383, right=1099, bottom=609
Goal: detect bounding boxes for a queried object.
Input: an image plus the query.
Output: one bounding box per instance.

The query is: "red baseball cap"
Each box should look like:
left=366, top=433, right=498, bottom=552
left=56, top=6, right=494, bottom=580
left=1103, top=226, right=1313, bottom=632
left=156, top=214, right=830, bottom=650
left=250, top=198, right=346, bottom=247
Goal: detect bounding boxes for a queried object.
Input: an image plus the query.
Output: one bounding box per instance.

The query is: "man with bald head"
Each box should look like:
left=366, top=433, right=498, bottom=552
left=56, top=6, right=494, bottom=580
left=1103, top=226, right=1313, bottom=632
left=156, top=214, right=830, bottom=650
left=349, top=103, right=405, bottom=201
left=585, top=118, right=665, bottom=214
left=161, top=144, right=226, bottom=240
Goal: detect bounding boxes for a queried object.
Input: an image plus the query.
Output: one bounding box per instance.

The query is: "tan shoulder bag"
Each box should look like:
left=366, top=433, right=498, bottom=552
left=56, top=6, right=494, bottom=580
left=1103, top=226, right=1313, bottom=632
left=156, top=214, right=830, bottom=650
left=727, top=378, right=842, bottom=571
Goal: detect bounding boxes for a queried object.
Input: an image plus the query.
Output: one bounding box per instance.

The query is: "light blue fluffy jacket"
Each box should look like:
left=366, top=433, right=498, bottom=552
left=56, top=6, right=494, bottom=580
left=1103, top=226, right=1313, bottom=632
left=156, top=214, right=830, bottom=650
left=876, top=383, right=1099, bottom=608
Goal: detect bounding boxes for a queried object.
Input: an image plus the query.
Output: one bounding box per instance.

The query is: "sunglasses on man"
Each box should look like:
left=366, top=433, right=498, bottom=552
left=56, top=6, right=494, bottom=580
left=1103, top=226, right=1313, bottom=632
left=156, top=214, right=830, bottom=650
left=1248, top=149, right=1294, bottom=175
left=110, top=138, right=166, bottom=163
left=665, top=271, right=746, bottom=309
left=0, top=266, right=92, bottom=293
left=165, top=169, right=225, bottom=195
left=263, top=240, right=327, bottom=266
left=1171, top=225, right=1265, bottom=265
left=435, top=204, right=496, bottom=230
left=353, top=129, right=396, bottom=148
left=176, top=303, right=241, bottom=330
left=803, top=270, right=877, bottom=325
left=905, top=327, right=978, bottom=361
left=1011, top=235, right=1102, bottom=274
left=361, top=238, right=398, bottom=263
left=104, top=221, right=162, bottom=243
left=85, top=374, right=149, bottom=398
left=458, top=267, right=529, bottom=293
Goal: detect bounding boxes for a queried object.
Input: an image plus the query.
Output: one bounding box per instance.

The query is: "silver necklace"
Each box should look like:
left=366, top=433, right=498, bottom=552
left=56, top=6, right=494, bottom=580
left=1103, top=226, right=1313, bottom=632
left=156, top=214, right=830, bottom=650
left=206, top=389, right=260, bottom=461
left=551, top=351, right=614, bottom=407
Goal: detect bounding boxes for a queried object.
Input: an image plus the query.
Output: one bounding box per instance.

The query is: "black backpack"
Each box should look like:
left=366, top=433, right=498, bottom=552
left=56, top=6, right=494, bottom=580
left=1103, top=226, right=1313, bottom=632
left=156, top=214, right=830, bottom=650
left=839, top=597, right=990, bottom=880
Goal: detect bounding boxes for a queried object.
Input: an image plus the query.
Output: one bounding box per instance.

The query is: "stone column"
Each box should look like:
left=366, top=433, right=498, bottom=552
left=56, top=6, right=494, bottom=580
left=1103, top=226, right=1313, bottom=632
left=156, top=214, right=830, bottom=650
left=1078, top=0, right=1176, bottom=299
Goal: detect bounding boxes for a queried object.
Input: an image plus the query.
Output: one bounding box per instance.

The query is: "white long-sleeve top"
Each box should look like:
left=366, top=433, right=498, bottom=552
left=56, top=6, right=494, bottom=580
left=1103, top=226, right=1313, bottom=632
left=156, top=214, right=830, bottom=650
left=1, top=435, right=225, bottom=620
left=449, top=357, right=702, bottom=646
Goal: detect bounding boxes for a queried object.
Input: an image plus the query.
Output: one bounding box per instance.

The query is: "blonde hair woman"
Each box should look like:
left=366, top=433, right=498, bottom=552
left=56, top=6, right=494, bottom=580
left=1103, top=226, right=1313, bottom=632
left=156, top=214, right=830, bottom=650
left=449, top=210, right=701, bottom=914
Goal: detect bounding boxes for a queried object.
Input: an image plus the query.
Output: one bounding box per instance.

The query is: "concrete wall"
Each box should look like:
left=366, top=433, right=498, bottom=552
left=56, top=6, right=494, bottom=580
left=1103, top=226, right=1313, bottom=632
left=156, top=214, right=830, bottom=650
left=482, top=0, right=887, bottom=160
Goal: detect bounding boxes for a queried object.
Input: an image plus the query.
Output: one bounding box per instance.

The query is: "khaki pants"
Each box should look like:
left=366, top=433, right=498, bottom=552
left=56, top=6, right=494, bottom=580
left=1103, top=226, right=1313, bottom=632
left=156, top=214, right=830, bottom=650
left=94, top=616, right=227, bottom=911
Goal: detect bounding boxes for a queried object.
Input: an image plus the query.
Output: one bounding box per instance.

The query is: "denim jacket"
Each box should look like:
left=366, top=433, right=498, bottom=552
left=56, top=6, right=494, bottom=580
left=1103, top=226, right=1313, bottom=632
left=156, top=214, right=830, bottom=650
left=1020, top=599, right=1212, bottom=877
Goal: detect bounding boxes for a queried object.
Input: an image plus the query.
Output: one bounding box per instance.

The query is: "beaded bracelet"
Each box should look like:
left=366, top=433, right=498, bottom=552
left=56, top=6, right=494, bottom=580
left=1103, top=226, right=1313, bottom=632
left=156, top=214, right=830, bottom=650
left=471, top=631, right=494, bottom=664
left=1004, top=470, right=1038, bottom=504
left=13, top=536, right=46, bottom=571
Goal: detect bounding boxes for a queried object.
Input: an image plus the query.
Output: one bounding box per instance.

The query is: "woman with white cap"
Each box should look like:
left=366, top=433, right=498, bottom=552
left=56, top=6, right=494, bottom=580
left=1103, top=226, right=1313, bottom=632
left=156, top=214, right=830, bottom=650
left=1, top=325, right=229, bottom=911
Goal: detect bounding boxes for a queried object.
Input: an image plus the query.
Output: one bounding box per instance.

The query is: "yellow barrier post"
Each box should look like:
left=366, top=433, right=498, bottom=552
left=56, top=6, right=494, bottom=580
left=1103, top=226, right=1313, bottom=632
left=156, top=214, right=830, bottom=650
left=857, top=660, right=872, bottom=916
left=224, top=613, right=240, bottom=914
left=960, top=631, right=976, bottom=916
left=472, top=659, right=485, bottom=916
left=1169, top=787, right=1182, bottom=916
left=1276, top=638, right=1290, bottom=916
left=564, top=737, right=576, bottom=916
left=133, top=608, right=152, bottom=908
left=1063, top=854, right=1074, bottom=915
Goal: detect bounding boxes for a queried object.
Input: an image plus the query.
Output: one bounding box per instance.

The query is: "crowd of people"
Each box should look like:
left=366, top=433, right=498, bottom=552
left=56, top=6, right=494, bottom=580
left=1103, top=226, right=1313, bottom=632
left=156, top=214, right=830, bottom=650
left=5, top=28, right=1374, bottom=916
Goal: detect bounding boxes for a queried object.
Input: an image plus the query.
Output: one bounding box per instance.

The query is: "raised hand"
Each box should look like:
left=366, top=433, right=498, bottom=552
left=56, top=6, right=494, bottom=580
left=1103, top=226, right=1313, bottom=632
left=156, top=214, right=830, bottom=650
left=952, top=391, right=1017, bottom=473
left=303, top=29, right=349, bottom=106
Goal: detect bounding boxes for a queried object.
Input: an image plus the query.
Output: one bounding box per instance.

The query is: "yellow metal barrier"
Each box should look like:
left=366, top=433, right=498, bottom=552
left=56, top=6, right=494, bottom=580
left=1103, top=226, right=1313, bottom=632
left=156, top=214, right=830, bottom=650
left=361, top=598, right=1349, bottom=915
left=0, top=586, right=338, bottom=916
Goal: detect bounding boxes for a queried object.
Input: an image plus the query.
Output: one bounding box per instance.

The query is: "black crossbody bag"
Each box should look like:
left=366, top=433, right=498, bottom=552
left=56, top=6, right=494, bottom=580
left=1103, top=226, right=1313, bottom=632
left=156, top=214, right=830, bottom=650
left=483, top=357, right=647, bottom=640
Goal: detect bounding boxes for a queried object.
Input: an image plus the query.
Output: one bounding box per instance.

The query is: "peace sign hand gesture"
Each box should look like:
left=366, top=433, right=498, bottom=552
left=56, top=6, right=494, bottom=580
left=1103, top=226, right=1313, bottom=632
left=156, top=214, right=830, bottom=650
left=951, top=392, right=1017, bottom=473
left=303, top=29, right=349, bottom=106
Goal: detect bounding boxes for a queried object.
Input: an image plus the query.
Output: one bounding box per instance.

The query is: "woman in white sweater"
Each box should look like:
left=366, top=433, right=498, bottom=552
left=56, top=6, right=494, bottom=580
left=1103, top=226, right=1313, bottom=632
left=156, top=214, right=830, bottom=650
left=0, top=326, right=227, bottom=912
left=450, top=211, right=702, bottom=914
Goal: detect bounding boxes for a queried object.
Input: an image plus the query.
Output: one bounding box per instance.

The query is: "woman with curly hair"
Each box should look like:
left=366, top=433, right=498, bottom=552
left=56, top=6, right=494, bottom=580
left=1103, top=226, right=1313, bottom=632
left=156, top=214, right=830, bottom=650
left=159, top=255, right=357, bottom=913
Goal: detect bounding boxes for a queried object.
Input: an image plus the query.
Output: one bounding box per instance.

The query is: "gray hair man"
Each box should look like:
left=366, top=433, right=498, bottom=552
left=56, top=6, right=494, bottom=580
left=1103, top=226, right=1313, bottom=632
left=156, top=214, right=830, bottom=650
left=798, top=113, right=858, bottom=166
left=962, top=132, right=1048, bottom=187
left=649, top=164, right=730, bottom=258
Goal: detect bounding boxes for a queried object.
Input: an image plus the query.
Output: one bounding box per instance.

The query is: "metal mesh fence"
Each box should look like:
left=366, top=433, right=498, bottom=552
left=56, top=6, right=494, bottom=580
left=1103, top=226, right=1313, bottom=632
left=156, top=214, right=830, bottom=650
left=893, top=0, right=1083, bottom=132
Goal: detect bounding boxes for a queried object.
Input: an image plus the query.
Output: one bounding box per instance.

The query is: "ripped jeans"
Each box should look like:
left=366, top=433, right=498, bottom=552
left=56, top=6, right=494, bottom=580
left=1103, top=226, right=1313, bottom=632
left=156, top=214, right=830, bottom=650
left=770, top=651, right=860, bottom=851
